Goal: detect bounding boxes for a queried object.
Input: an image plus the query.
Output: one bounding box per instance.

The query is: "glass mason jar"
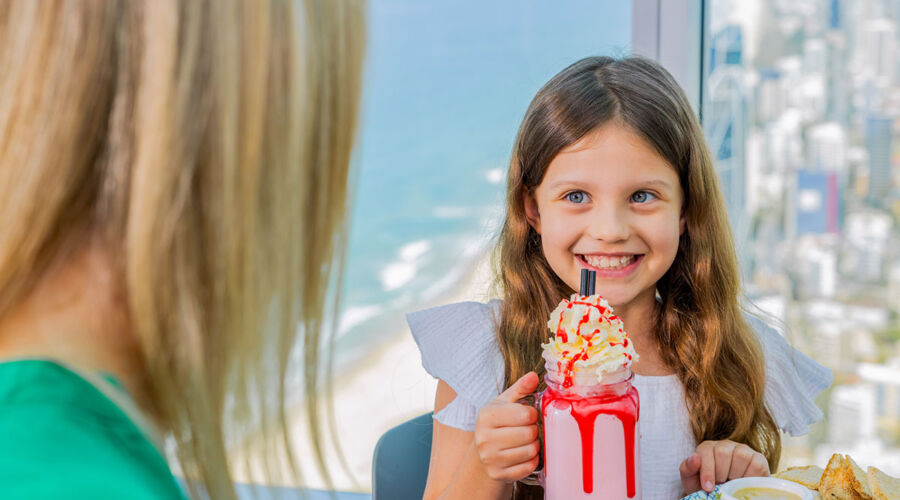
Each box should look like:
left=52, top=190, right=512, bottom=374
left=521, top=363, right=641, bottom=500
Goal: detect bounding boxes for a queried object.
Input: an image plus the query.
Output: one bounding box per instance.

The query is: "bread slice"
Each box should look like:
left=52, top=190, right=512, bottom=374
left=777, top=465, right=825, bottom=490
left=819, top=454, right=865, bottom=500
left=846, top=455, right=875, bottom=499
left=819, top=454, right=851, bottom=499
left=867, top=466, right=900, bottom=500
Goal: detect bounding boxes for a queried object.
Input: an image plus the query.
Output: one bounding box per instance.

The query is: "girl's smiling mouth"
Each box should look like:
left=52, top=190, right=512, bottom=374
left=577, top=253, right=644, bottom=276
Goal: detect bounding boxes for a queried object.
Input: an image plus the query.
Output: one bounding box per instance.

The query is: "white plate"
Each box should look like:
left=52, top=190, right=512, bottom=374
left=719, top=476, right=814, bottom=500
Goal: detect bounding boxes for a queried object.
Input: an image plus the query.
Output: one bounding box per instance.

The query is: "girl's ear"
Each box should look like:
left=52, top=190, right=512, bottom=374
left=679, top=215, right=686, bottom=235
left=523, top=188, right=542, bottom=234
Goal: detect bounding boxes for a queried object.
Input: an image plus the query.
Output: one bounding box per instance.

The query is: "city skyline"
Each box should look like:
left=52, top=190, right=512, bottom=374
left=706, top=0, right=900, bottom=473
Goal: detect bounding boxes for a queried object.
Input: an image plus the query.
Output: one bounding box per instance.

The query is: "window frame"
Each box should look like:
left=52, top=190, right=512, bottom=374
left=631, top=0, right=706, bottom=118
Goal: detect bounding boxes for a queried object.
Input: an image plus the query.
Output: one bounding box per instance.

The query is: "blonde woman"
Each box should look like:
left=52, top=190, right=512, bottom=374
left=0, top=1, right=363, bottom=499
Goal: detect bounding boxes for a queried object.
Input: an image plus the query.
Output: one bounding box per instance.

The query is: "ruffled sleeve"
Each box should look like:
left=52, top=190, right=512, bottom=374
left=408, top=300, right=505, bottom=431
left=746, top=314, right=833, bottom=436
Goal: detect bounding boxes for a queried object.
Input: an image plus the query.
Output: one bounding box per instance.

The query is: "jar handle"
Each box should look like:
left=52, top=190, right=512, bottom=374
left=516, top=391, right=544, bottom=487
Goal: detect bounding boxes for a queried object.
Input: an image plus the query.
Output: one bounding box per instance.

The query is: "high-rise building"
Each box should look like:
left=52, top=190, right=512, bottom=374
left=777, top=56, right=805, bottom=115
left=809, top=122, right=847, bottom=170
left=804, top=38, right=828, bottom=77
left=825, top=0, right=850, bottom=125
left=810, top=320, right=844, bottom=371
left=842, top=209, right=893, bottom=283
left=829, top=0, right=841, bottom=30
left=778, top=112, right=806, bottom=243
left=802, top=39, right=828, bottom=123
left=829, top=384, right=877, bottom=448
left=791, top=236, right=839, bottom=298
left=795, top=169, right=843, bottom=234
left=861, top=18, right=896, bottom=88
left=792, top=123, right=847, bottom=235
left=706, top=24, right=748, bottom=263
left=756, top=70, right=782, bottom=125
left=865, top=115, right=894, bottom=204
left=709, top=24, right=743, bottom=74
left=859, top=361, right=900, bottom=422
left=825, top=31, right=850, bottom=125
left=889, top=261, right=900, bottom=314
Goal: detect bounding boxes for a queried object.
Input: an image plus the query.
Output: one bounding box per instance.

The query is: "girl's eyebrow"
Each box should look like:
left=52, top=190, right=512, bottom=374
left=544, top=178, right=674, bottom=191
left=544, top=178, right=594, bottom=191
left=635, top=179, right=674, bottom=190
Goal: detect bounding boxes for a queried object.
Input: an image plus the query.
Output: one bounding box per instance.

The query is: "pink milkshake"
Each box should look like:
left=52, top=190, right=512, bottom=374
left=537, top=294, right=641, bottom=499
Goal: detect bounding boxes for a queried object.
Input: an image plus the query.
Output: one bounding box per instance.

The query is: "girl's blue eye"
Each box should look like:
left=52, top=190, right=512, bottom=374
left=630, top=191, right=657, bottom=204
left=565, top=191, right=589, bottom=204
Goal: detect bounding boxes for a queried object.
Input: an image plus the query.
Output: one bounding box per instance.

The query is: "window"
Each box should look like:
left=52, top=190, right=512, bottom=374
left=322, top=1, right=634, bottom=491
left=703, top=0, right=900, bottom=471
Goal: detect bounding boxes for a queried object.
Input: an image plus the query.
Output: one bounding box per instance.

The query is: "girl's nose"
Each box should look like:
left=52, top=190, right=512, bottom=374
left=586, top=206, right=630, bottom=242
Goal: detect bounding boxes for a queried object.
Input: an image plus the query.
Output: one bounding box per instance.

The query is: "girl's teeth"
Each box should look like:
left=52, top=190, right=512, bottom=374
left=585, top=255, right=634, bottom=270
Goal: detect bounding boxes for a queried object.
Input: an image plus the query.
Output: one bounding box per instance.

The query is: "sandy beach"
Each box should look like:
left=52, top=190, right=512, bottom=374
left=265, top=251, right=497, bottom=493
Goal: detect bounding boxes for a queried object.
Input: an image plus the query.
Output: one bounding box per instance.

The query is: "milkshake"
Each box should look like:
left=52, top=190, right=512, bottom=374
left=538, top=292, right=641, bottom=499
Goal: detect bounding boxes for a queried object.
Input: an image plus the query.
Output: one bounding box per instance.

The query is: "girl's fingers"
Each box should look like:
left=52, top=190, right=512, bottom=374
left=493, top=425, right=539, bottom=451
left=679, top=452, right=701, bottom=477
left=496, top=441, right=541, bottom=465
left=713, top=441, right=737, bottom=484
left=679, top=453, right=702, bottom=494
left=496, top=372, right=540, bottom=403
left=697, top=443, right=717, bottom=492
left=498, top=455, right=540, bottom=482
left=690, top=440, right=769, bottom=492
left=479, top=402, right=537, bottom=428
left=728, top=444, right=754, bottom=480
left=746, top=453, right=770, bottom=477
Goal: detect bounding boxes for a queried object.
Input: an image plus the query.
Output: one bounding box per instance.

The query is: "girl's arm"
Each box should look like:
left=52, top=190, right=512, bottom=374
left=422, top=381, right=510, bottom=500
left=422, top=376, right=540, bottom=500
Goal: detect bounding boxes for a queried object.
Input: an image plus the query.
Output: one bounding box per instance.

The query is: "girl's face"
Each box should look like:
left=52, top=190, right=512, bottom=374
left=524, top=122, right=685, bottom=311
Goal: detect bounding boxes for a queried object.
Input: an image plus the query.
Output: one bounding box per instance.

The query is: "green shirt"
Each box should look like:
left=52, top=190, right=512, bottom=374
left=0, top=359, right=187, bottom=499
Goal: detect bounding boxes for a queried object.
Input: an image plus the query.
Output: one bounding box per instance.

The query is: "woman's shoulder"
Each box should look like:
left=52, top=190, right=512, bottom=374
left=407, top=300, right=505, bottom=430
left=743, top=312, right=834, bottom=436
left=0, top=360, right=186, bottom=499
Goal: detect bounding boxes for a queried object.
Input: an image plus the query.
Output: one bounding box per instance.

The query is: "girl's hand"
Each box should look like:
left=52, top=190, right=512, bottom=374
left=679, top=440, right=769, bottom=493
left=473, top=372, right=541, bottom=483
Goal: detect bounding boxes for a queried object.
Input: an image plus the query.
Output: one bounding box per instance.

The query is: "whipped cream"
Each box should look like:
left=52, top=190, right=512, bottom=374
left=541, top=294, right=639, bottom=386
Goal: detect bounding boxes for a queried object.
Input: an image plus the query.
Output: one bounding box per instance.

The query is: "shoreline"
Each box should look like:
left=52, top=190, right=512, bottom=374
left=234, top=249, right=497, bottom=491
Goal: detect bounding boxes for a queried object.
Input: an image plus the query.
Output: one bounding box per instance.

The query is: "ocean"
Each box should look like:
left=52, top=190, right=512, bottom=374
left=333, top=0, right=633, bottom=364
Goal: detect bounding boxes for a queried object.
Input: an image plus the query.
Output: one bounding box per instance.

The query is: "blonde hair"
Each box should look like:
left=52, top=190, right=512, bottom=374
left=0, top=1, right=364, bottom=498
left=495, top=56, right=780, bottom=499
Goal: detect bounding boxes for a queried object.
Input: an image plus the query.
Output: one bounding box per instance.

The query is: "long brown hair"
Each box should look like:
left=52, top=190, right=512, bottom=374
left=496, top=56, right=780, bottom=498
left=0, top=1, right=364, bottom=498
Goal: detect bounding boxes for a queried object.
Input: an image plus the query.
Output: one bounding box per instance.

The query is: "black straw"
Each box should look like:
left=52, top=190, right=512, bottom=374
left=580, top=268, right=590, bottom=295
left=588, top=270, right=596, bottom=295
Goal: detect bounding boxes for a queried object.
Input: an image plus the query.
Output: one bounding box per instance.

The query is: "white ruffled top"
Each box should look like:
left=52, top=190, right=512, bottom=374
left=408, top=300, right=832, bottom=500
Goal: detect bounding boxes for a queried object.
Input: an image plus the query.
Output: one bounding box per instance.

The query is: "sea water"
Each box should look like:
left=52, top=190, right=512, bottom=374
left=332, top=0, right=633, bottom=369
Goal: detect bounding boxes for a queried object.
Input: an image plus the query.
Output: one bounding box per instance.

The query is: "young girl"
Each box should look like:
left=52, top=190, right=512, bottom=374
left=410, top=56, right=832, bottom=500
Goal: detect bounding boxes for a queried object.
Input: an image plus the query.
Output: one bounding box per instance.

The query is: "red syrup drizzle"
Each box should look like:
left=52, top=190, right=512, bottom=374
left=541, top=385, right=640, bottom=497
